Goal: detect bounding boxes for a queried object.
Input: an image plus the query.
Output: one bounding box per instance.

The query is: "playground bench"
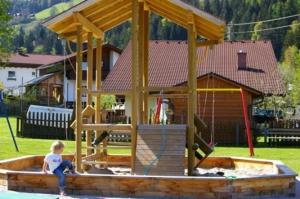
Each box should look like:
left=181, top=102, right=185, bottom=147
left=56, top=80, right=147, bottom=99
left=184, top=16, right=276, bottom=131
left=264, top=128, right=300, bottom=145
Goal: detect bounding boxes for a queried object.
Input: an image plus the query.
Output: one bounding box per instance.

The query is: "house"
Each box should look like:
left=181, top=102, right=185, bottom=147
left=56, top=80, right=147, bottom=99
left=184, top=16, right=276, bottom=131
left=0, top=53, right=64, bottom=96
left=25, top=44, right=122, bottom=107
left=103, top=40, right=285, bottom=144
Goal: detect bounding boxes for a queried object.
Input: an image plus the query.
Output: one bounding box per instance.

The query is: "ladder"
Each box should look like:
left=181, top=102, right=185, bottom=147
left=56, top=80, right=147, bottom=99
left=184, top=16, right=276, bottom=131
left=186, top=114, right=213, bottom=169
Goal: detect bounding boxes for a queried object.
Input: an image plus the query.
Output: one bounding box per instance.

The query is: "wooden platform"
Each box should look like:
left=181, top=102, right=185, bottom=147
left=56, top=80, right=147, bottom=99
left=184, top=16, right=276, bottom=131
left=135, top=125, right=186, bottom=176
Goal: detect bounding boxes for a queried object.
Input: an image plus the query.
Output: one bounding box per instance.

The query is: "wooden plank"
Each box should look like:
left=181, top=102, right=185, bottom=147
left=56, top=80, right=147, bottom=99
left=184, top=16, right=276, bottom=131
left=82, top=124, right=131, bottom=131
left=84, top=0, right=127, bottom=18
left=148, top=87, right=188, bottom=93
left=0, top=155, right=297, bottom=198
left=90, top=0, right=132, bottom=23
left=98, top=10, right=132, bottom=31
left=82, top=89, right=131, bottom=96
left=75, top=25, right=83, bottom=172
left=135, top=125, right=185, bottom=176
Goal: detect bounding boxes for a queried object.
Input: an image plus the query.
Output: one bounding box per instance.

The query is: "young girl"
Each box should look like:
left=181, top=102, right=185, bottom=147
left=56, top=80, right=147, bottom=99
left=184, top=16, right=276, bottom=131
left=43, top=140, right=75, bottom=196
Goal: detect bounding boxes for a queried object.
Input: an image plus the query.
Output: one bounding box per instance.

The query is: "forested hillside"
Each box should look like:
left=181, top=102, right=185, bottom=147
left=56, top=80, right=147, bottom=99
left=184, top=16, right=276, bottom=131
left=9, top=0, right=300, bottom=59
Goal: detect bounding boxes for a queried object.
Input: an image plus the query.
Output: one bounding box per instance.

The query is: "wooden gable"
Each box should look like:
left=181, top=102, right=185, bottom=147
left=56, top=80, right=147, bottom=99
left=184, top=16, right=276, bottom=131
left=43, top=0, right=225, bottom=42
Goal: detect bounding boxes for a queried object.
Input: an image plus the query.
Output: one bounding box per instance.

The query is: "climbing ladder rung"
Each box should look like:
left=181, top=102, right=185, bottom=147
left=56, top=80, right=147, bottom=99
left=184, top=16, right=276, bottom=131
left=194, top=133, right=213, bottom=155
left=82, top=124, right=132, bottom=131
left=194, top=114, right=209, bottom=135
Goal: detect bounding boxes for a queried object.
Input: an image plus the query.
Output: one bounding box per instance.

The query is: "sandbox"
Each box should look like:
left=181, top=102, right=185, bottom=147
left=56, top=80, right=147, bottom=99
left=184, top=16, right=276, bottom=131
left=0, top=155, right=297, bottom=199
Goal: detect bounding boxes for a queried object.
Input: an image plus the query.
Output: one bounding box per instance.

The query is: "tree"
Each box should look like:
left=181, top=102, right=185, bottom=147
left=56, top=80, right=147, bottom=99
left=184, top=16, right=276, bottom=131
left=0, top=0, right=14, bottom=61
left=279, top=46, right=300, bottom=106
left=0, top=81, right=4, bottom=90
left=101, top=95, right=116, bottom=109
left=251, top=22, right=264, bottom=40
left=283, top=20, right=300, bottom=55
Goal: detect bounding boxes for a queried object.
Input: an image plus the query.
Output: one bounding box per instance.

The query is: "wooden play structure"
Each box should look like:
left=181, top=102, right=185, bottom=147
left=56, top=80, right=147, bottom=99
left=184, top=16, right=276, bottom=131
left=0, top=1, right=296, bottom=198
left=44, top=0, right=225, bottom=175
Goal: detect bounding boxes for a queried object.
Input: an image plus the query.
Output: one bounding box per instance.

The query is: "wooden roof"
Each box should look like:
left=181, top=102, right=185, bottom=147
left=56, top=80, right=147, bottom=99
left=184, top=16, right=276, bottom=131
left=102, top=40, right=285, bottom=96
left=43, top=0, right=225, bottom=42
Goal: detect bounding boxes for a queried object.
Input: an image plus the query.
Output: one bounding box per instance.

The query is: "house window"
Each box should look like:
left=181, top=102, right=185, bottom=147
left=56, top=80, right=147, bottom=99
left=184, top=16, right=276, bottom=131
left=32, top=72, right=36, bottom=76
left=7, top=71, right=16, bottom=80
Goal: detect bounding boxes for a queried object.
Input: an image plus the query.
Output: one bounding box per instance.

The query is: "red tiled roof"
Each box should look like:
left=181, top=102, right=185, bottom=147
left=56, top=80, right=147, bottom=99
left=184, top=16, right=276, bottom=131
left=5, top=54, right=64, bottom=68
left=103, top=40, right=285, bottom=95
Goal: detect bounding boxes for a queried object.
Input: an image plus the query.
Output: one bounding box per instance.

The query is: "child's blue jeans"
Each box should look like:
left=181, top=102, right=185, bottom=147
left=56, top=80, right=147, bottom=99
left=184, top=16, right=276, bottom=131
left=53, top=160, right=74, bottom=190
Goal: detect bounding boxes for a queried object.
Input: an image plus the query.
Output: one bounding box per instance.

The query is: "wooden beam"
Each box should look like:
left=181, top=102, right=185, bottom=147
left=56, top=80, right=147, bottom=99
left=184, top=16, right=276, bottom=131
left=146, top=0, right=222, bottom=40
left=197, top=88, right=242, bottom=92
left=95, top=38, right=103, bottom=155
left=75, top=25, right=83, bottom=173
left=82, top=124, right=132, bottom=131
left=57, top=23, right=77, bottom=34
left=51, top=17, right=77, bottom=32
left=82, top=0, right=118, bottom=18
left=196, top=40, right=220, bottom=47
left=86, top=32, right=94, bottom=156
left=138, top=2, right=144, bottom=124
left=98, top=10, right=132, bottom=31
left=82, top=89, right=131, bottom=96
left=131, top=0, right=139, bottom=174
left=148, top=87, right=188, bottom=93
left=90, top=0, right=131, bottom=23
left=59, top=31, right=78, bottom=38
left=187, top=15, right=197, bottom=176
left=74, top=12, right=104, bottom=39
left=143, top=9, right=149, bottom=124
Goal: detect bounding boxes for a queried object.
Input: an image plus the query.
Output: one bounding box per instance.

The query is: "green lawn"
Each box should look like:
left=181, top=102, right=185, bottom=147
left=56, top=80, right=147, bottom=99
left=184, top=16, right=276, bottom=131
left=0, top=118, right=299, bottom=174
left=35, top=0, right=84, bottom=20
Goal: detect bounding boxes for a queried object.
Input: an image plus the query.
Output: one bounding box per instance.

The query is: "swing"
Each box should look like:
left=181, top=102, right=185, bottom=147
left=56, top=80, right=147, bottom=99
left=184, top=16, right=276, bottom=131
left=197, top=74, right=216, bottom=147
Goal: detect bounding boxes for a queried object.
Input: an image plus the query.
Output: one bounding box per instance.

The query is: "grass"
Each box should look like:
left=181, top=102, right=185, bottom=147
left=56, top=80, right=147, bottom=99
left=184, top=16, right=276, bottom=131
left=0, top=118, right=299, bottom=174
left=35, top=0, right=84, bottom=20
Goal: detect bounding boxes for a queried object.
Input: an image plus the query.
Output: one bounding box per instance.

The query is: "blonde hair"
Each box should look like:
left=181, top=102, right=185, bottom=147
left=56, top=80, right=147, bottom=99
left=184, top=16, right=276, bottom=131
left=50, top=140, right=65, bottom=152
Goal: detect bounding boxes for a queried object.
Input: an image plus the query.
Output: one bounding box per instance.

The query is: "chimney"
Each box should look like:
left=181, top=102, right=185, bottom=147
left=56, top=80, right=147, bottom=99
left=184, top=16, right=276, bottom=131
left=238, top=50, right=247, bottom=70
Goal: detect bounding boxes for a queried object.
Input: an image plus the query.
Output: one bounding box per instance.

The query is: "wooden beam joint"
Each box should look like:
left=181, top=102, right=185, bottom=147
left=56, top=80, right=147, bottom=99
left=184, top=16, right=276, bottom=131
left=73, top=12, right=104, bottom=39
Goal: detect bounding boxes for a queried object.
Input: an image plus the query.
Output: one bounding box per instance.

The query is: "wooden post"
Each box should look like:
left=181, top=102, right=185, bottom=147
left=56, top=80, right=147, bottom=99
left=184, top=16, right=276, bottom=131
left=143, top=7, right=149, bottom=124
left=95, top=38, right=103, bottom=155
left=86, top=32, right=93, bottom=156
left=138, top=2, right=144, bottom=124
left=131, top=0, right=139, bottom=173
left=75, top=25, right=83, bottom=172
left=187, top=15, right=197, bottom=176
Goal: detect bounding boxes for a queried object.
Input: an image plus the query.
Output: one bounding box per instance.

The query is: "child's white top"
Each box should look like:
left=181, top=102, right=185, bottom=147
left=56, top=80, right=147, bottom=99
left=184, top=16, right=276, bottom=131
left=44, top=153, right=62, bottom=172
